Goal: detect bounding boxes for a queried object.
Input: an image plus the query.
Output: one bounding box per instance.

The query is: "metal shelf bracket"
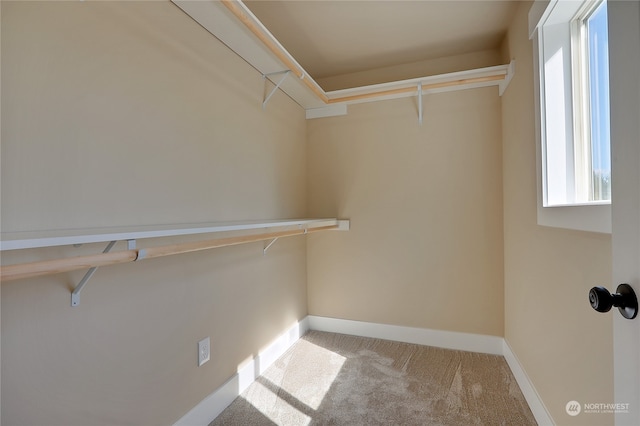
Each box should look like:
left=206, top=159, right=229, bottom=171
left=499, top=60, right=516, bottom=96
left=262, top=227, right=309, bottom=254
left=263, top=70, right=291, bottom=109
left=71, top=240, right=117, bottom=307
left=263, top=237, right=279, bottom=255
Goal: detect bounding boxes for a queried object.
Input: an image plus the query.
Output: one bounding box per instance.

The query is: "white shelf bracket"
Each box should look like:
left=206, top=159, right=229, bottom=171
left=499, top=60, right=516, bottom=96
left=71, top=240, right=117, bottom=307
left=417, top=82, right=423, bottom=125
left=263, top=70, right=291, bottom=109
left=263, top=226, right=309, bottom=254
left=263, top=237, right=279, bottom=255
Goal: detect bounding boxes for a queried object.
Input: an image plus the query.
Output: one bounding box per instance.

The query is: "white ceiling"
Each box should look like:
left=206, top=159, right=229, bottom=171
left=244, top=0, right=519, bottom=81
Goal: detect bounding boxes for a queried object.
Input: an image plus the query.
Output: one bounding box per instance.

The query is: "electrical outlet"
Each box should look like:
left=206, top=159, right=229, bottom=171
left=198, top=337, right=210, bottom=366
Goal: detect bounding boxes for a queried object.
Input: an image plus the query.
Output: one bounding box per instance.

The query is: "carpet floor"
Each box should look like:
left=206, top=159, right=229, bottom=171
left=211, top=331, right=537, bottom=425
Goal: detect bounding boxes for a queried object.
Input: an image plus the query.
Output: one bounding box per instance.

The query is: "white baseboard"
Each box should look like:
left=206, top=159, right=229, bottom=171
left=307, top=315, right=504, bottom=355
left=502, top=339, right=555, bottom=425
left=173, top=318, right=310, bottom=426
left=175, top=315, right=552, bottom=426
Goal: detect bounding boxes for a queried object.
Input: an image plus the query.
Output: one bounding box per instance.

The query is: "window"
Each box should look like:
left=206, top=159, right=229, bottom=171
left=529, top=0, right=611, bottom=233
left=573, top=0, right=611, bottom=203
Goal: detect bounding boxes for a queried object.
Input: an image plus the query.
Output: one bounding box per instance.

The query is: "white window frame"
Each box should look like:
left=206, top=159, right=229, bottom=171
left=529, top=0, right=611, bottom=234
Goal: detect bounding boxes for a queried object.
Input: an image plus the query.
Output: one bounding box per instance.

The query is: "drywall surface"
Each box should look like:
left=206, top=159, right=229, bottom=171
left=501, top=2, right=613, bottom=425
left=1, top=2, right=307, bottom=425
left=306, top=87, right=504, bottom=336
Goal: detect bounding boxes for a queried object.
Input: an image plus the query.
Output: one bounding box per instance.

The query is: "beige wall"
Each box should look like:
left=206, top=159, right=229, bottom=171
left=306, top=88, right=504, bottom=336
left=1, top=2, right=307, bottom=425
left=1, top=1, right=620, bottom=425
left=501, top=2, right=614, bottom=425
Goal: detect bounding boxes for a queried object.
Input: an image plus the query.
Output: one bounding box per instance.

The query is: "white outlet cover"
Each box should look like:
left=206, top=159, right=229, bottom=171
left=198, top=337, right=210, bottom=366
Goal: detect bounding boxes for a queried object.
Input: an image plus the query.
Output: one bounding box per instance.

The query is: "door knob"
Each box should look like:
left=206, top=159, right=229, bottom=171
left=589, top=284, right=638, bottom=319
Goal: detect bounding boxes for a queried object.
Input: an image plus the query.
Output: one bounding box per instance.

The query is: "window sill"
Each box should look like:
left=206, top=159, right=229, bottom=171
left=537, top=202, right=611, bottom=233
left=545, top=200, right=611, bottom=208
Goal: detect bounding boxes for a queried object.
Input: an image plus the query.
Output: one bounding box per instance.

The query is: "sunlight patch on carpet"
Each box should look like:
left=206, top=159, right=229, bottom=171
left=212, top=331, right=537, bottom=425
left=241, top=380, right=312, bottom=425
left=262, top=339, right=346, bottom=410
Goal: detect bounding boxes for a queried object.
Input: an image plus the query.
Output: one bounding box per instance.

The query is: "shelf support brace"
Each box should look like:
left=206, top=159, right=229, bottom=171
left=263, top=70, right=291, bottom=109
left=418, top=82, right=423, bottom=125
left=263, top=237, right=279, bottom=255
left=499, top=60, right=516, bottom=96
left=71, top=240, right=117, bottom=307
left=263, top=226, right=310, bottom=254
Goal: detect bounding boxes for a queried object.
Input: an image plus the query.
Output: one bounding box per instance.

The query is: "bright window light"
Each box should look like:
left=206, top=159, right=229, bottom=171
left=585, top=1, right=611, bottom=201
left=537, top=0, right=611, bottom=206
left=530, top=0, right=612, bottom=233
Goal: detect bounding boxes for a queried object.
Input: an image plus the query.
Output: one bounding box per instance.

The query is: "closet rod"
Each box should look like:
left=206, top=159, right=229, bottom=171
left=0, top=225, right=338, bottom=282
left=220, top=0, right=329, bottom=103
left=327, top=74, right=506, bottom=104
left=1, top=251, right=138, bottom=283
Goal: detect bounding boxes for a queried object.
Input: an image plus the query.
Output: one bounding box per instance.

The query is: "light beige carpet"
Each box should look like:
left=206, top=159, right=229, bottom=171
left=211, top=331, right=537, bottom=425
